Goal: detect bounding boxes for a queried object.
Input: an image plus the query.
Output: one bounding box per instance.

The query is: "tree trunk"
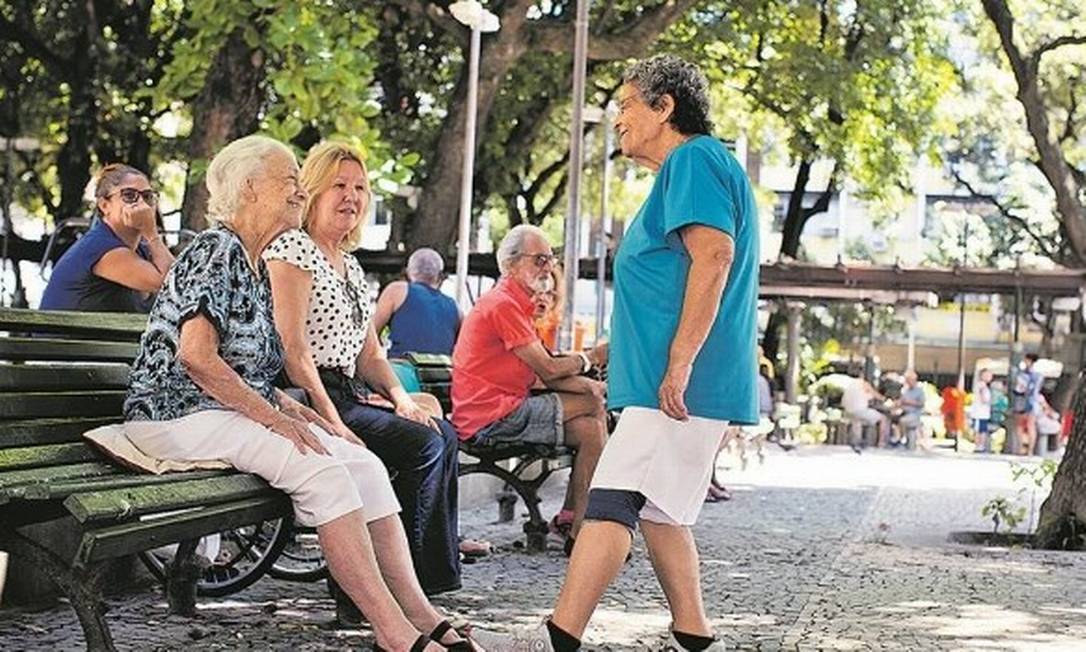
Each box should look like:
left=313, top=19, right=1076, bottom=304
left=981, top=0, right=1086, bottom=548
left=55, top=1, right=100, bottom=222
left=179, top=29, right=266, bottom=232
left=407, top=1, right=535, bottom=253
left=779, top=159, right=814, bottom=259
left=1034, top=371, right=1086, bottom=549
left=762, top=310, right=786, bottom=365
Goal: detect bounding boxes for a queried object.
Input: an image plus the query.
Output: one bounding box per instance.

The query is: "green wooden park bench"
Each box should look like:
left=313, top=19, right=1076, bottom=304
left=402, top=352, right=575, bottom=552
left=0, top=308, right=293, bottom=651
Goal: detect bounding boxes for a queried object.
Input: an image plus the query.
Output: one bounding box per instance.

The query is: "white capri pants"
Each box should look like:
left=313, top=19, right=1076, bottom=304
left=124, top=409, right=400, bottom=527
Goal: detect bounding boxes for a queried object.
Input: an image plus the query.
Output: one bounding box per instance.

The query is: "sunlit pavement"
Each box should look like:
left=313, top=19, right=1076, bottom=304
left=1, top=444, right=1084, bottom=651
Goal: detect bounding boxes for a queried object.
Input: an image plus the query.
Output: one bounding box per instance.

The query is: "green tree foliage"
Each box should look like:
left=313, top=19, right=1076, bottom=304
left=944, top=0, right=1084, bottom=267
left=663, top=0, right=955, bottom=260
left=0, top=0, right=400, bottom=234
left=0, top=0, right=188, bottom=223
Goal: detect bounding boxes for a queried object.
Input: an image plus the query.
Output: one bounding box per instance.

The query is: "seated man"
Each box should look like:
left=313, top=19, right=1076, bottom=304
left=896, top=369, right=926, bottom=448
left=841, top=375, right=890, bottom=451
left=373, top=247, right=461, bottom=357
left=452, top=225, right=608, bottom=552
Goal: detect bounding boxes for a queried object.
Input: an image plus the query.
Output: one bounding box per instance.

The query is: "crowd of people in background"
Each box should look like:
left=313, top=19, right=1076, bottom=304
left=832, top=355, right=1069, bottom=457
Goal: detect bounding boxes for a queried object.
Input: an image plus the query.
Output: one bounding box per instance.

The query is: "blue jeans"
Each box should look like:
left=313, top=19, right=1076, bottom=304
left=321, top=370, right=461, bottom=595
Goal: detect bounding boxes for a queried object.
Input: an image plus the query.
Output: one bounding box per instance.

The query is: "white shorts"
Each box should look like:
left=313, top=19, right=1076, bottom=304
left=124, top=409, right=400, bottom=527
left=590, top=407, right=729, bottom=526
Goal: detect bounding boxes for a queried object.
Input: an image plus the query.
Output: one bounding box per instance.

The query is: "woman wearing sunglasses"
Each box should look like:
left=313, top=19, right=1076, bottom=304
left=41, top=163, right=175, bottom=313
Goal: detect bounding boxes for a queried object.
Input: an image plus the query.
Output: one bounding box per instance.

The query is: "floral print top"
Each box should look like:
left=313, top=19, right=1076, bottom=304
left=124, top=227, right=284, bottom=421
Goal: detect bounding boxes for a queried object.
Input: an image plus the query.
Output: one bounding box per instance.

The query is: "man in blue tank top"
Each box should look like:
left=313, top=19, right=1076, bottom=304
left=374, top=247, right=462, bottom=358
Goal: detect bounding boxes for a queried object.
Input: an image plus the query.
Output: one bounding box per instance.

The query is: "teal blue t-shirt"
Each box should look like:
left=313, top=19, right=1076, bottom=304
left=607, top=135, right=759, bottom=425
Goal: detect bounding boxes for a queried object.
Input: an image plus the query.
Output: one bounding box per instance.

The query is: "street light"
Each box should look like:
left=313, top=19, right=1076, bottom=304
left=450, top=1, right=499, bottom=312
left=559, top=0, right=590, bottom=351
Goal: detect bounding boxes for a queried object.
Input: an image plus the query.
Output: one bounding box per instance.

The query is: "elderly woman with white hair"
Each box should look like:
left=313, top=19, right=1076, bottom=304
left=373, top=247, right=461, bottom=358
left=120, top=135, right=480, bottom=652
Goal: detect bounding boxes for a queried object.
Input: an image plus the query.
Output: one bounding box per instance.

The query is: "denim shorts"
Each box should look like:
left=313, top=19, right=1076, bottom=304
left=471, top=393, right=564, bottom=447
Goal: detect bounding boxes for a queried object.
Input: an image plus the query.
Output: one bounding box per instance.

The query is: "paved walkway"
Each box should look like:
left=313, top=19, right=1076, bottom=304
left=2, top=445, right=1085, bottom=651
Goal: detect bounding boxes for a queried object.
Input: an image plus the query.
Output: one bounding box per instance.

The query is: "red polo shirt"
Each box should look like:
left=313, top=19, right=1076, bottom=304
left=452, top=278, right=539, bottom=440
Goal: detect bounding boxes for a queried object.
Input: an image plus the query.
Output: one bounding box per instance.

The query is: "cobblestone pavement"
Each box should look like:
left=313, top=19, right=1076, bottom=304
left=3, top=445, right=1085, bottom=651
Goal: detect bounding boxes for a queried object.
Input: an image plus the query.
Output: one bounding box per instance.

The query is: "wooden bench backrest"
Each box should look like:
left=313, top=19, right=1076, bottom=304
left=405, top=352, right=453, bottom=414
left=0, top=308, right=144, bottom=464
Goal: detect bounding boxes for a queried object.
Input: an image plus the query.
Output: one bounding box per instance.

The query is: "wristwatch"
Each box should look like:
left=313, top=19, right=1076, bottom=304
left=577, top=351, right=592, bottom=374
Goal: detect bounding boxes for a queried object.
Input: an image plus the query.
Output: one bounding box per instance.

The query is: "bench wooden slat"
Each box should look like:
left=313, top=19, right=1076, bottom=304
left=0, top=443, right=100, bottom=472
left=0, top=364, right=129, bottom=391
left=0, top=337, right=140, bottom=363
left=21, top=469, right=234, bottom=502
left=75, top=494, right=291, bottom=567
left=65, top=474, right=275, bottom=524
left=0, top=308, right=146, bottom=339
left=0, top=391, right=125, bottom=419
left=0, top=416, right=119, bottom=448
left=0, top=462, right=121, bottom=492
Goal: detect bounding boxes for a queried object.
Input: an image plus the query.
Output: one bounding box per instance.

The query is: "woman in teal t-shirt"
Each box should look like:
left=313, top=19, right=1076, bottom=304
left=474, top=55, right=756, bottom=652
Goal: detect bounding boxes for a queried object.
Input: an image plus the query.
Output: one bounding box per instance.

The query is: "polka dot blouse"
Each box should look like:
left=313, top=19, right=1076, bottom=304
left=263, top=229, right=372, bottom=376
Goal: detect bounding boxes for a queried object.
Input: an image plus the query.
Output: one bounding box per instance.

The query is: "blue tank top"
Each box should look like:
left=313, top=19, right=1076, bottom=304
left=387, top=282, right=460, bottom=358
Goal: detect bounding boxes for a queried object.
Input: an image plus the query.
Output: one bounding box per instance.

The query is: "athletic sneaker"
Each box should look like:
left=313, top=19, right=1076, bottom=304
left=470, top=621, right=554, bottom=651
left=662, top=631, right=726, bottom=651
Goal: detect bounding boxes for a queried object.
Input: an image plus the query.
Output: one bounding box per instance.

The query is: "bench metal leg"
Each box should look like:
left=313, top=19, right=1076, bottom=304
left=0, top=528, right=115, bottom=651
left=461, top=460, right=555, bottom=552
left=497, top=488, right=518, bottom=522
left=166, top=538, right=202, bottom=616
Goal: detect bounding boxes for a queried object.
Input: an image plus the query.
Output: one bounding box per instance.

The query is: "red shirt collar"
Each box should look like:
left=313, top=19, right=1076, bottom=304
left=497, top=277, right=536, bottom=315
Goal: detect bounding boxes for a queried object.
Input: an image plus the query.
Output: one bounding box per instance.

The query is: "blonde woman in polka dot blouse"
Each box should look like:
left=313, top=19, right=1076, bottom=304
left=265, top=142, right=477, bottom=645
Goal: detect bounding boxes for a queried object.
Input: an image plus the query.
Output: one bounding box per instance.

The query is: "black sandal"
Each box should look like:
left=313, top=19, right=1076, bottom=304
left=374, top=634, right=430, bottom=652
left=429, top=620, right=478, bottom=651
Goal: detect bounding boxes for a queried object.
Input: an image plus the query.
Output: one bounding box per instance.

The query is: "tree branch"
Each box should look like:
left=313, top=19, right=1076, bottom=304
left=1034, top=34, right=1086, bottom=64
left=531, top=0, right=700, bottom=61
left=0, top=14, right=69, bottom=72
left=386, top=0, right=469, bottom=48
left=1061, top=79, right=1080, bottom=145
left=533, top=172, right=568, bottom=225
left=803, top=163, right=839, bottom=219
left=951, top=168, right=1062, bottom=262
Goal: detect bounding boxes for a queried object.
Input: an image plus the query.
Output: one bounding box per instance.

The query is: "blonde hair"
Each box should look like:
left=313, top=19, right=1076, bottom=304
left=300, top=141, right=370, bottom=251
left=205, top=135, right=295, bottom=227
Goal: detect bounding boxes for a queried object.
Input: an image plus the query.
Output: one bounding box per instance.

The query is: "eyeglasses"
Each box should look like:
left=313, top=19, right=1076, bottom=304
left=107, top=188, right=159, bottom=206
left=520, top=253, right=557, bottom=269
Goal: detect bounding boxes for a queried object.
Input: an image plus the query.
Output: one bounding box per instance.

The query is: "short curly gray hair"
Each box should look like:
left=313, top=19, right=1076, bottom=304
left=623, top=54, right=713, bottom=135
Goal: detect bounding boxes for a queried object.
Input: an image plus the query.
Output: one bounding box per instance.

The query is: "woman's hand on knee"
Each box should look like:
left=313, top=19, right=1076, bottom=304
left=269, top=413, right=330, bottom=455
left=321, top=416, right=366, bottom=447
left=395, top=396, right=439, bottom=431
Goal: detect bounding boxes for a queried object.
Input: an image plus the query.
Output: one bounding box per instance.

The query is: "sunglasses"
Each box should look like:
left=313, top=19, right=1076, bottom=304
left=107, top=187, right=159, bottom=206
left=521, top=253, right=557, bottom=269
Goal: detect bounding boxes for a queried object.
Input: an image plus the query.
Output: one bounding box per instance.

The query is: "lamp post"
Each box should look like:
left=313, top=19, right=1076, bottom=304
left=560, top=0, right=590, bottom=351
left=595, top=102, right=616, bottom=342
left=449, top=1, right=499, bottom=312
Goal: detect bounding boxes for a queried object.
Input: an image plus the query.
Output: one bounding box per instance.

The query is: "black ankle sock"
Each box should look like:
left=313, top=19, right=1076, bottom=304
left=672, top=630, right=715, bottom=651
left=546, top=619, right=581, bottom=652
